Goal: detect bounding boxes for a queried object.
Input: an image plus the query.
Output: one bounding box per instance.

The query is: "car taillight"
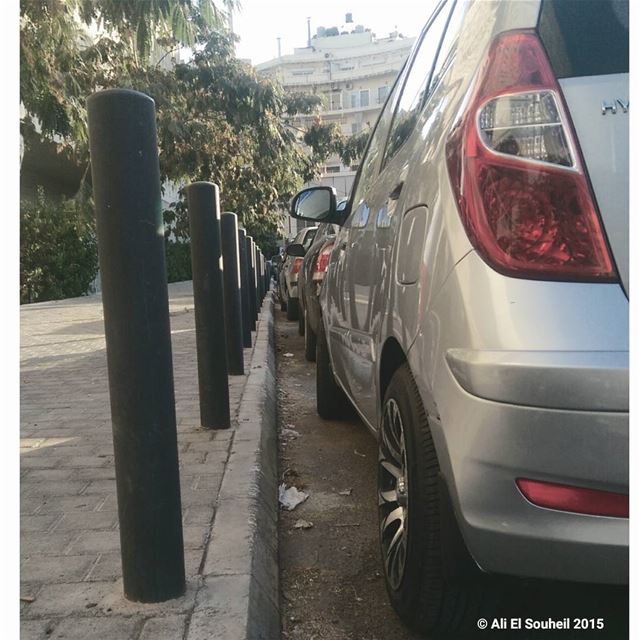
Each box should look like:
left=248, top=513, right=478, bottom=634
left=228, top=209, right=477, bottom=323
left=291, top=257, right=304, bottom=275
left=517, top=478, right=628, bottom=518
left=446, top=30, right=616, bottom=282
left=313, top=241, right=334, bottom=281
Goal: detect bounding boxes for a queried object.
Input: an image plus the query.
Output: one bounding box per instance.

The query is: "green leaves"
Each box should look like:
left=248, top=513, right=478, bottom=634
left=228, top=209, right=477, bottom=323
left=20, top=187, right=99, bottom=303
left=21, top=0, right=372, bottom=285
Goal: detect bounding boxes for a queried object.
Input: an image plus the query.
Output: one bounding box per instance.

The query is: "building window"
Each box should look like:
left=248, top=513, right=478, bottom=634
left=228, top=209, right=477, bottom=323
left=325, top=165, right=341, bottom=173
left=350, top=92, right=358, bottom=108
left=351, top=122, right=361, bottom=134
left=360, top=90, right=369, bottom=107
left=377, top=85, right=389, bottom=104
left=330, top=92, right=342, bottom=110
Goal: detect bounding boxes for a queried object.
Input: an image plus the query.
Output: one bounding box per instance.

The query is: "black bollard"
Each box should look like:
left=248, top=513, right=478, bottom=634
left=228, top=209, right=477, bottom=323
left=238, top=228, right=253, bottom=345
left=87, top=88, right=185, bottom=603
left=185, top=182, right=231, bottom=430
left=246, top=236, right=258, bottom=326
left=254, top=243, right=262, bottom=312
left=262, top=253, right=268, bottom=298
left=220, top=212, right=244, bottom=375
left=256, top=247, right=263, bottom=303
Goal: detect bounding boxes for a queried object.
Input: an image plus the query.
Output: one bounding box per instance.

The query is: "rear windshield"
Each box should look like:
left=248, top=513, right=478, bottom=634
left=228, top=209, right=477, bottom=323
left=538, top=0, right=629, bottom=78
left=303, top=229, right=317, bottom=249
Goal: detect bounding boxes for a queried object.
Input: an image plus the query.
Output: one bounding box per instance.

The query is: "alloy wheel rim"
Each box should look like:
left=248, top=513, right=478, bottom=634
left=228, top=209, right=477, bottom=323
left=378, top=398, right=409, bottom=591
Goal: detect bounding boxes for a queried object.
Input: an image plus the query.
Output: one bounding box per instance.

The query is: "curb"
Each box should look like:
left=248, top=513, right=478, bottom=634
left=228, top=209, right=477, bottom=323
left=188, top=292, right=279, bottom=640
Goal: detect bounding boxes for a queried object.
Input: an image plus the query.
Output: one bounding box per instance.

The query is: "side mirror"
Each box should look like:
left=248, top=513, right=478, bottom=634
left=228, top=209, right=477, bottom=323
left=286, top=243, right=306, bottom=257
left=291, top=186, right=344, bottom=224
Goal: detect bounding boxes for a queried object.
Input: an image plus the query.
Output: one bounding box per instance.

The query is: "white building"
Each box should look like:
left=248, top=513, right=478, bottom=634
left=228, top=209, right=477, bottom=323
left=256, top=21, right=414, bottom=239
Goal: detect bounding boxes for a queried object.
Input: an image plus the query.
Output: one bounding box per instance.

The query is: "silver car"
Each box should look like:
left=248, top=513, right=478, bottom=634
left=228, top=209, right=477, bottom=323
left=289, top=0, right=628, bottom=634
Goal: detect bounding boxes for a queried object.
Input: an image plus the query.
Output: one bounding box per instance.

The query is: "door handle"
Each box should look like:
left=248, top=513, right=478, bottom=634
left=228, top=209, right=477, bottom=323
left=388, top=182, right=404, bottom=201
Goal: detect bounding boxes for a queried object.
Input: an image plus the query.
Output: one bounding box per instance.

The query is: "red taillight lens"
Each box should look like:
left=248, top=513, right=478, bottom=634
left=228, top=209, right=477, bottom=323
left=517, top=478, right=628, bottom=518
left=291, top=257, right=304, bottom=275
left=313, top=241, right=334, bottom=281
left=446, top=30, right=616, bottom=282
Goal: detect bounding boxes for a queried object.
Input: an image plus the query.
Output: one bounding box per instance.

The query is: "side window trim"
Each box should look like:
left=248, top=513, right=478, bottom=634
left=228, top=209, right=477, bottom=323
left=379, top=0, right=455, bottom=171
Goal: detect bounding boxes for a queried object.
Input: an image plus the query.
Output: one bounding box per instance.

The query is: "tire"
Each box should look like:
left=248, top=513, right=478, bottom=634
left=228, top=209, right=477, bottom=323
left=379, top=363, right=489, bottom=636
left=286, top=296, right=299, bottom=321
left=304, top=309, right=317, bottom=362
left=298, top=302, right=305, bottom=336
left=280, top=297, right=287, bottom=312
left=316, top=321, right=352, bottom=419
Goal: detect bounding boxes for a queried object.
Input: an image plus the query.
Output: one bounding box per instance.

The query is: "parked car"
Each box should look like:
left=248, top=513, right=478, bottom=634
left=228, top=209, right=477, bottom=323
left=289, top=0, right=628, bottom=635
left=286, top=222, right=339, bottom=359
left=278, top=226, right=318, bottom=321
left=270, top=252, right=284, bottom=293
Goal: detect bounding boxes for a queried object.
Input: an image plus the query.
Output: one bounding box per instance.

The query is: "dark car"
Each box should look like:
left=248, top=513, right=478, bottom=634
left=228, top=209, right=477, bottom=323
left=293, top=222, right=339, bottom=360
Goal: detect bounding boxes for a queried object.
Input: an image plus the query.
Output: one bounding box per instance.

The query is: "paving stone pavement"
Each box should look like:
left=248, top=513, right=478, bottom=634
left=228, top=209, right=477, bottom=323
left=20, top=281, right=260, bottom=639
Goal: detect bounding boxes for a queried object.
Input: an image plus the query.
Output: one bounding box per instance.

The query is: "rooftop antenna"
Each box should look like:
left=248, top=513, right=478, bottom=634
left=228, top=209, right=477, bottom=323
left=307, top=17, right=311, bottom=47
left=277, top=37, right=281, bottom=58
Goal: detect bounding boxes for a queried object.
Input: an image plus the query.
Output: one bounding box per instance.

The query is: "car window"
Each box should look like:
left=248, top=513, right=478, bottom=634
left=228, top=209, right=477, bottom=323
left=302, top=228, right=317, bottom=249
left=539, top=0, right=628, bottom=78
left=343, top=64, right=408, bottom=229
left=381, top=1, right=450, bottom=166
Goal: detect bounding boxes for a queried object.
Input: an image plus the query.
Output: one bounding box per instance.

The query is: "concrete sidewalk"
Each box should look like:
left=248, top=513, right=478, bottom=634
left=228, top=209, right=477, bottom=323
left=20, top=282, right=279, bottom=640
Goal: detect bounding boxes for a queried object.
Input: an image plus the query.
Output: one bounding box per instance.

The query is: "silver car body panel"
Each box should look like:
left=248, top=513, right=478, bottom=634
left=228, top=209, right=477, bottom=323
left=559, top=74, right=630, bottom=293
left=445, top=348, right=628, bottom=412
left=319, top=0, right=628, bottom=584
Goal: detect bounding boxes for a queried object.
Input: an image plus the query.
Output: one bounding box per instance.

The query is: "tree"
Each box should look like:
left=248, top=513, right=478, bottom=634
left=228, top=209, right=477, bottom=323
left=20, top=1, right=371, bottom=298
left=21, top=1, right=310, bottom=254
left=21, top=187, right=98, bottom=303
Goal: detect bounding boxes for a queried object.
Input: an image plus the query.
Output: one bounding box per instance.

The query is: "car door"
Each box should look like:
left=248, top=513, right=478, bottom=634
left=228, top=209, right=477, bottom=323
left=342, top=0, right=454, bottom=425
left=324, top=69, right=409, bottom=401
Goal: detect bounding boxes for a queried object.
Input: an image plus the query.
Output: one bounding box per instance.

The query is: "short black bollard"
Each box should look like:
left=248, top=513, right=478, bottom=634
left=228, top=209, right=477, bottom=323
left=185, top=182, right=231, bottom=430
left=262, top=253, right=269, bottom=297
left=220, top=212, right=244, bottom=375
left=238, top=228, right=253, bottom=344
left=254, top=244, right=262, bottom=312
left=246, top=236, right=258, bottom=326
left=87, top=88, right=185, bottom=603
left=256, top=247, right=263, bottom=303
left=259, top=251, right=265, bottom=303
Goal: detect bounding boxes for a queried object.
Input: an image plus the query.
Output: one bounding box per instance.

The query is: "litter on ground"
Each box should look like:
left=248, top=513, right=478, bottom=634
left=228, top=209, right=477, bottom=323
left=279, top=483, right=309, bottom=511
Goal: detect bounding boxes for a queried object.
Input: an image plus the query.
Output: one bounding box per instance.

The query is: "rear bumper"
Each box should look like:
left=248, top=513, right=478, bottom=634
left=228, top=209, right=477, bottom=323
left=430, top=355, right=628, bottom=585
left=445, top=349, right=628, bottom=411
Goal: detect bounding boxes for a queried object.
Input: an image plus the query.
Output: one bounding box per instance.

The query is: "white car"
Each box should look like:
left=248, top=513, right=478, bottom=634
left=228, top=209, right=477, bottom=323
left=278, top=225, right=318, bottom=321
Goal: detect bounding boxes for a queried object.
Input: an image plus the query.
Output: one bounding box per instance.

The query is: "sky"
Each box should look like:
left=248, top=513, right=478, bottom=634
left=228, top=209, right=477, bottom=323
left=232, top=0, right=439, bottom=65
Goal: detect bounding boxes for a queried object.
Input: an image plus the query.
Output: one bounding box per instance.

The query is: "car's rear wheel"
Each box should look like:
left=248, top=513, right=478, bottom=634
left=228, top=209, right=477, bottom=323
left=316, top=321, right=351, bottom=419
left=379, top=363, right=488, bottom=636
left=286, top=296, right=299, bottom=321
left=304, top=308, right=317, bottom=362
left=280, top=297, right=287, bottom=312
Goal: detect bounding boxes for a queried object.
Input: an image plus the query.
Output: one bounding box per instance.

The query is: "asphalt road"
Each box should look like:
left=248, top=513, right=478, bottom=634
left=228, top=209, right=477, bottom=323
left=275, top=308, right=628, bottom=640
